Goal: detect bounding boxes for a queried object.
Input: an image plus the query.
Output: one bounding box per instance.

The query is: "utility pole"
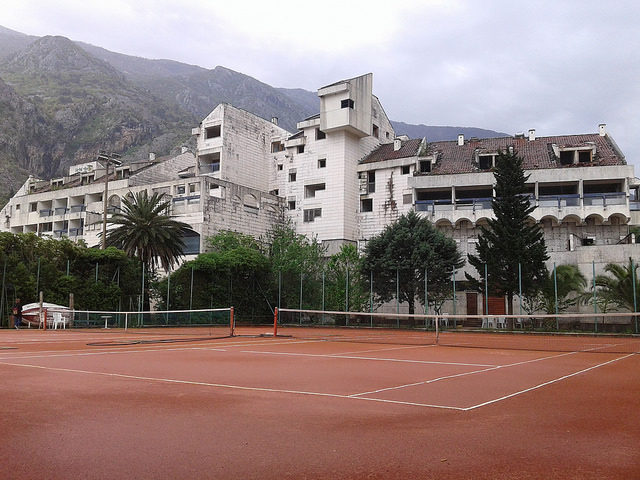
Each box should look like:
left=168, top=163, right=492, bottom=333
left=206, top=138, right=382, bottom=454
left=98, top=151, right=122, bottom=249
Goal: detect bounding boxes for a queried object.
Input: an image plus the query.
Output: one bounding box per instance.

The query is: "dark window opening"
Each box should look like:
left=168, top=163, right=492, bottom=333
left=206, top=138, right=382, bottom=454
left=288, top=200, right=296, bottom=210
left=361, top=198, right=373, bottom=212
left=559, top=151, right=574, bottom=165
left=289, top=171, right=297, bottom=182
left=304, top=183, right=326, bottom=199
left=419, top=160, right=431, bottom=173
left=271, top=141, right=285, bottom=153
left=367, top=171, right=375, bottom=193
left=297, top=145, right=305, bottom=154
left=578, top=151, right=592, bottom=163
left=401, top=165, right=410, bottom=175
left=582, top=237, right=595, bottom=246
left=318, top=158, right=326, bottom=168
left=372, top=124, right=379, bottom=138
left=478, top=155, right=493, bottom=170
left=277, top=164, right=283, bottom=171
left=303, top=208, right=322, bottom=222
left=205, top=125, right=221, bottom=139
left=341, top=99, right=355, bottom=109
left=315, top=128, right=326, bottom=140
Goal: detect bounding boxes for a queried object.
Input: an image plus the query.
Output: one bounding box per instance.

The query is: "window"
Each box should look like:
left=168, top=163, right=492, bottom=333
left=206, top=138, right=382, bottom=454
left=297, top=145, right=305, bottom=154
left=277, top=164, right=283, bottom=171
left=478, top=155, right=494, bottom=170
left=288, top=171, right=297, bottom=182
left=367, top=171, right=375, bottom=193
left=271, top=141, right=285, bottom=153
left=385, top=132, right=390, bottom=139
left=582, top=236, right=595, bottom=246
left=304, top=183, right=326, bottom=199
left=318, top=158, right=326, bottom=168
left=176, top=185, right=186, bottom=195
left=361, top=198, right=373, bottom=212
left=30, top=202, right=37, bottom=212
left=15, top=204, right=20, bottom=211
left=315, top=128, right=326, bottom=140
left=419, top=160, right=431, bottom=173
left=559, top=151, right=574, bottom=165
left=578, top=151, right=592, bottom=163
left=288, top=199, right=296, bottom=210
left=303, top=208, right=322, bottom=222
left=401, top=165, right=410, bottom=175
left=205, top=125, right=221, bottom=139
left=341, top=99, right=354, bottom=109
left=372, top=124, right=379, bottom=138
left=188, top=183, right=199, bottom=194
left=403, top=193, right=413, bottom=205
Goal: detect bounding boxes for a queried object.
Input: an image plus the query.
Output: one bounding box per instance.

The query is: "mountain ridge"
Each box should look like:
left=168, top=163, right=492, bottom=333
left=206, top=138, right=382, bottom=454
left=0, top=26, right=507, bottom=204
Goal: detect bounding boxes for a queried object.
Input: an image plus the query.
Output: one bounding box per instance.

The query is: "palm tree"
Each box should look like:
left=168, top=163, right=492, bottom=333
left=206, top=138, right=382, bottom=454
left=105, top=190, right=193, bottom=275
left=523, top=264, right=586, bottom=327
left=593, top=258, right=640, bottom=312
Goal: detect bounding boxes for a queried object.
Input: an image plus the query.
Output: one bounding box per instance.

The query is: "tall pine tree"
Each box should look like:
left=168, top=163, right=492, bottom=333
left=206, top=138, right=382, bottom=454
left=466, top=149, right=548, bottom=317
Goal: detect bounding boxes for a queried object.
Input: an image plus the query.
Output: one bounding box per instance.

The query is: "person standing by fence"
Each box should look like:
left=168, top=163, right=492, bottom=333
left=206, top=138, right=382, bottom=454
left=12, top=298, right=22, bottom=329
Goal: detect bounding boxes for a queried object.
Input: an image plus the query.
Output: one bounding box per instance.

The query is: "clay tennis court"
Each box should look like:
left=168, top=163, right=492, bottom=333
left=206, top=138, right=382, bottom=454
left=1, top=326, right=638, bottom=479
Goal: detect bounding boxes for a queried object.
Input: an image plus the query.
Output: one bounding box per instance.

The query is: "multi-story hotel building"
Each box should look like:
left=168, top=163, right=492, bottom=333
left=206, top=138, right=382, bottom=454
left=2, top=73, right=638, bottom=312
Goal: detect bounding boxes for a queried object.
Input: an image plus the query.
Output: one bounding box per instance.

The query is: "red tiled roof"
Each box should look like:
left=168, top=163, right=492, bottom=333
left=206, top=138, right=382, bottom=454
left=360, top=134, right=625, bottom=174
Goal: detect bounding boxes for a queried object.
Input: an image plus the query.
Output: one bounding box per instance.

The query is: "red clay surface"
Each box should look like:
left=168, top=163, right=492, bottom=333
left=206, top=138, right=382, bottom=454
left=1, top=327, right=638, bottom=479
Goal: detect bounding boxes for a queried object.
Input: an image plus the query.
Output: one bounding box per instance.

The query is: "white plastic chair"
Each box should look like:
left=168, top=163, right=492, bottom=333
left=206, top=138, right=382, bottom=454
left=496, top=317, right=507, bottom=329
left=52, top=312, right=65, bottom=330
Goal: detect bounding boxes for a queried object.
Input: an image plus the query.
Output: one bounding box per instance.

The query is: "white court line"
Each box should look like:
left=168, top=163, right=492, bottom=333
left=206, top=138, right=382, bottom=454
left=241, top=350, right=496, bottom=367
left=329, top=344, right=437, bottom=356
left=349, top=350, right=582, bottom=397
left=463, top=353, right=637, bottom=411
left=0, top=360, right=464, bottom=411
left=0, top=338, right=325, bottom=361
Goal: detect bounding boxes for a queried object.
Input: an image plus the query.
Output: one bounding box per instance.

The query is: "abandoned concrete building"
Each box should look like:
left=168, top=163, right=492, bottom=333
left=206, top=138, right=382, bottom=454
left=2, top=73, right=638, bottom=314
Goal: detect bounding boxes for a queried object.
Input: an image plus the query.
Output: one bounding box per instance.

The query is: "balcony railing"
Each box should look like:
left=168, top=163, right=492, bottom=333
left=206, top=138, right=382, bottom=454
left=538, top=194, right=580, bottom=208
left=54, top=207, right=68, bottom=215
left=69, top=228, right=84, bottom=237
left=200, top=163, right=220, bottom=174
left=455, top=197, right=493, bottom=211
left=69, top=205, right=86, bottom=213
left=415, top=199, right=452, bottom=213
left=39, top=209, right=53, bottom=217
left=583, top=192, right=626, bottom=207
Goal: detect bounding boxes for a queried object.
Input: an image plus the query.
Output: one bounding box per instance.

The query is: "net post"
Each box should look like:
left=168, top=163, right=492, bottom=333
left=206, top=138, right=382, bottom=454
left=435, top=313, right=439, bottom=345
left=230, top=306, right=235, bottom=337
left=124, top=312, right=128, bottom=331
left=274, top=307, right=278, bottom=337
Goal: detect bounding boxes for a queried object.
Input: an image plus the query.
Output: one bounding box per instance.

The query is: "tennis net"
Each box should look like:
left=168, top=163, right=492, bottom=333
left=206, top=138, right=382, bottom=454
left=35, top=307, right=233, bottom=335
left=276, top=309, right=640, bottom=353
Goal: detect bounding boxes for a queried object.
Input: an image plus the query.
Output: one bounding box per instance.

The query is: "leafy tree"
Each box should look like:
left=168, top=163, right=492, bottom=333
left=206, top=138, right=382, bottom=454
left=154, top=231, right=272, bottom=322
left=466, top=149, right=548, bottom=317
left=324, top=244, right=369, bottom=312
left=592, top=258, right=640, bottom=312
left=263, top=221, right=325, bottom=309
left=361, top=211, right=464, bottom=314
left=0, top=233, right=138, bottom=325
left=106, top=190, right=192, bottom=275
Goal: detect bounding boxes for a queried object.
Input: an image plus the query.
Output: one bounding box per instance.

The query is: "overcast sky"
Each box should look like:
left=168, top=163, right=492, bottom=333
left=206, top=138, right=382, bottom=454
left=3, top=0, right=639, bottom=167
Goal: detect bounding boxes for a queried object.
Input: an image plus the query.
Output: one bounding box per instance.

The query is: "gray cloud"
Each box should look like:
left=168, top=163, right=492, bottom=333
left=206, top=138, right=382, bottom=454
left=3, top=0, right=638, bottom=165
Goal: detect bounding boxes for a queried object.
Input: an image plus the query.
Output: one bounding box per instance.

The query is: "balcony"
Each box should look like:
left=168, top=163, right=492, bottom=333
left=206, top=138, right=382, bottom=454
left=583, top=192, right=626, bottom=207
left=69, top=205, right=86, bottom=213
left=538, top=194, right=580, bottom=208
left=200, top=163, right=220, bottom=174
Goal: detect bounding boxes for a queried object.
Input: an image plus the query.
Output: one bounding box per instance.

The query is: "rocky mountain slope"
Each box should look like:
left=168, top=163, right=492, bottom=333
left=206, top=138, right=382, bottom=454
left=0, top=25, right=507, bottom=204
